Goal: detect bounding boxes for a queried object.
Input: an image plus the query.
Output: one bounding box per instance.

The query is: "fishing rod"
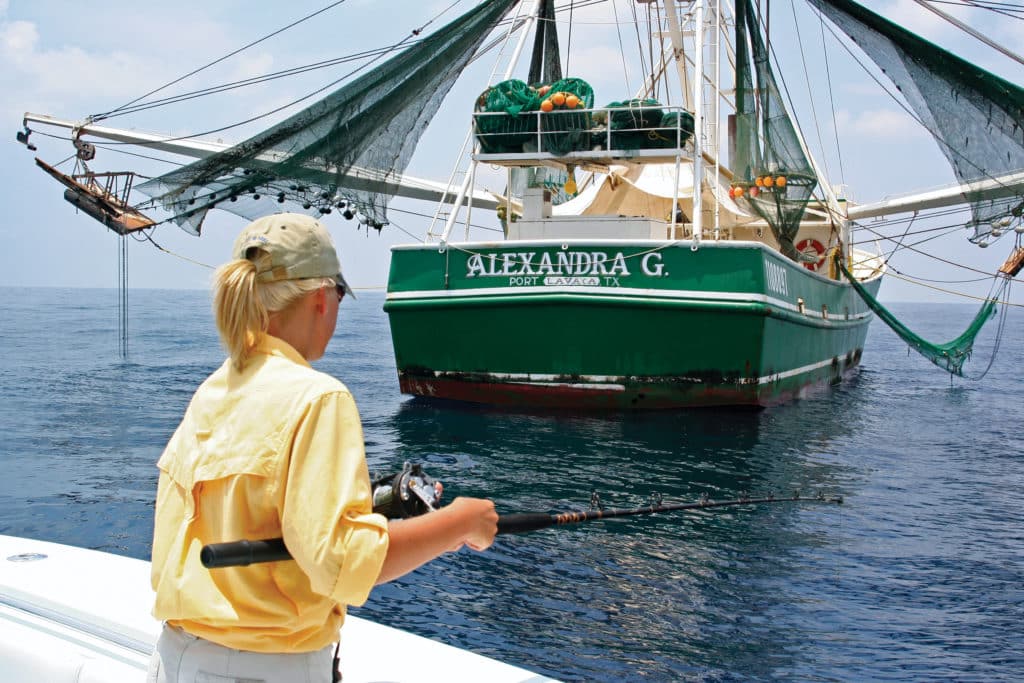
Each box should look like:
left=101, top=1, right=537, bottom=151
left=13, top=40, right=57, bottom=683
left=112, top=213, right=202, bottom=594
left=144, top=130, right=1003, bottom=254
left=200, top=465, right=842, bottom=568
left=495, top=490, right=842, bottom=535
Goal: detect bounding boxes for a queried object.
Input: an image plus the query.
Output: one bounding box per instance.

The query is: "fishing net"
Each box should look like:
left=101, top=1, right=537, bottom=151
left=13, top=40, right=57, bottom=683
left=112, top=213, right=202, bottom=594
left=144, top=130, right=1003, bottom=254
left=136, top=0, right=518, bottom=235
left=732, top=0, right=818, bottom=262
left=808, top=0, right=1024, bottom=245
left=605, top=98, right=694, bottom=150
left=838, top=257, right=997, bottom=375
left=474, top=79, right=541, bottom=153
left=539, top=77, right=595, bottom=155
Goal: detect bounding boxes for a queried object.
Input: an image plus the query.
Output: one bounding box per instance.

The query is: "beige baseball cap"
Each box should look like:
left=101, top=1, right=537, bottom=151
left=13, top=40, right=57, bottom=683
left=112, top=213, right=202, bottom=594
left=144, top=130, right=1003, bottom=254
left=232, top=213, right=354, bottom=298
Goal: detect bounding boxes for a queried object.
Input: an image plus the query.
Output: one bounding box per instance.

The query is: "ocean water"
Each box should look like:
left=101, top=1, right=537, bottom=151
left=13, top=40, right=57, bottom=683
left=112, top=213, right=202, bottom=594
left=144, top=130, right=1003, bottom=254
left=0, top=286, right=1021, bottom=682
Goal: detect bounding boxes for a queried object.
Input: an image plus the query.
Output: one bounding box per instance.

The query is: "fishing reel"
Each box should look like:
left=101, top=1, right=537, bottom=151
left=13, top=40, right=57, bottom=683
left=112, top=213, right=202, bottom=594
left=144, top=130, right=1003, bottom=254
left=371, top=462, right=441, bottom=519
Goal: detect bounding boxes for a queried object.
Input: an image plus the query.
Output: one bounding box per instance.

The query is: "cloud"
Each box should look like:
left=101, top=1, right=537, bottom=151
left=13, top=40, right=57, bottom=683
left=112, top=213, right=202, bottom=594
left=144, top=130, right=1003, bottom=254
left=834, top=107, right=928, bottom=140
left=0, top=18, right=35, bottom=62
left=0, top=5, right=293, bottom=143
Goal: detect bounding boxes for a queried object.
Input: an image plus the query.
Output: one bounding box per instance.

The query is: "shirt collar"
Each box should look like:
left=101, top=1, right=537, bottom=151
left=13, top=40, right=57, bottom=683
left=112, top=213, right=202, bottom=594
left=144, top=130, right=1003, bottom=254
left=253, top=334, right=313, bottom=369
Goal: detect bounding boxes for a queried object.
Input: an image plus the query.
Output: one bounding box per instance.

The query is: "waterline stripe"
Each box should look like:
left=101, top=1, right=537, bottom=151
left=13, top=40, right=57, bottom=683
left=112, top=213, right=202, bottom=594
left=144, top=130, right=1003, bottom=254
left=387, top=286, right=873, bottom=321
left=424, top=356, right=845, bottom=389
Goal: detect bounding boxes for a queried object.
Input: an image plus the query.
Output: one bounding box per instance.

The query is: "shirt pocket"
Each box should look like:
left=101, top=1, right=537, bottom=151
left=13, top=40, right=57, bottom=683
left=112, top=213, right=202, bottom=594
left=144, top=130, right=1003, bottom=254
left=158, top=425, right=282, bottom=521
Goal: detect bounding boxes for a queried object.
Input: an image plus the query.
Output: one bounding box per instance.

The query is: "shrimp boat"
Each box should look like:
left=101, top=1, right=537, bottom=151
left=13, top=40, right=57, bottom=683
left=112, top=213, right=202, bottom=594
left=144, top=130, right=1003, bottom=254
left=383, top=0, right=1024, bottom=409
left=0, top=535, right=557, bottom=682
left=16, top=0, right=1024, bottom=410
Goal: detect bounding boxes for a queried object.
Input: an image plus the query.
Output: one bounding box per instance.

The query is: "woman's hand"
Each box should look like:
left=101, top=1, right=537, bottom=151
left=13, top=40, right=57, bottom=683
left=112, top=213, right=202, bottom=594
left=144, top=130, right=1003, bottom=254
left=446, top=497, right=498, bottom=551
left=377, top=496, right=499, bottom=584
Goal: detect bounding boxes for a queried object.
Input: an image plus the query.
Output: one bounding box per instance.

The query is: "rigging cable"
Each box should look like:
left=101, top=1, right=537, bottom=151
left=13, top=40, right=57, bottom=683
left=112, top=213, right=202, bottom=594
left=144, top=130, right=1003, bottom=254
left=610, top=0, right=633, bottom=94
left=99, top=2, right=603, bottom=120
left=946, top=0, right=1024, bottom=21
left=809, top=6, right=1020, bottom=200
left=118, top=231, right=128, bottom=359
left=884, top=210, right=918, bottom=263
left=868, top=269, right=1021, bottom=307
left=96, top=43, right=426, bottom=120
left=787, top=0, right=834, bottom=188
left=134, top=230, right=215, bottom=271
left=818, top=3, right=846, bottom=188
left=566, top=0, right=575, bottom=75
left=965, top=277, right=1013, bottom=379
left=92, top=0, right=352, bottom=122
left=912, top=0, right=1024, bottom=68
left=628, top=0, right=647, bottom=93
left=759, top=8, right=833, bottom=211
left=89, top=1, right=465, bottom=147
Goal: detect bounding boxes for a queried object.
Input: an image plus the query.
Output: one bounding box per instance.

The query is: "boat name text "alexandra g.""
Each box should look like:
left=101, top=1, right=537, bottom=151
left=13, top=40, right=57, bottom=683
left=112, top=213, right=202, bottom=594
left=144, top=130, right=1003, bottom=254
left=465, top=250, right=665, bottom=287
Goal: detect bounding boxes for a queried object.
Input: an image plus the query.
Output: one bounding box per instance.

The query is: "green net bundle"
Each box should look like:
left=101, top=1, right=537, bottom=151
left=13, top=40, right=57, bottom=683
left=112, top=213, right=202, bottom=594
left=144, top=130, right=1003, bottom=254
left=608, top=98, right=663, bottom=130
left=539, top=77, right=594, bottom=155
left=604, top=99, right=694, bottom=150
left=838, top=258, right=997, bottom=375
left=474, top=79, right=541, bottom=153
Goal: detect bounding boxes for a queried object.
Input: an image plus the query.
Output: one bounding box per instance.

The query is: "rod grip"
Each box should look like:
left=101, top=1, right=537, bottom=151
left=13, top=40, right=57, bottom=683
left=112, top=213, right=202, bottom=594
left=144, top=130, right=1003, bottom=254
left=497, top=513, right=555, bottom=535
left=200, top=539, right=291, bottom=568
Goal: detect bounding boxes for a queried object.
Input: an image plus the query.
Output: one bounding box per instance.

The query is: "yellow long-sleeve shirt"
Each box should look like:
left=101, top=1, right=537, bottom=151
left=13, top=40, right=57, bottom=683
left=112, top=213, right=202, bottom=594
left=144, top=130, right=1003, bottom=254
left=150, top=335, right=389, bottom=652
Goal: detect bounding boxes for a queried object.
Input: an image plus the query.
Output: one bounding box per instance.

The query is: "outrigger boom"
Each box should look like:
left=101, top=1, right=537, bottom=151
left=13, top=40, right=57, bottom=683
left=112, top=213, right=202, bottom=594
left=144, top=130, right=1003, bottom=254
left=21, top=112, right=502, bottom=213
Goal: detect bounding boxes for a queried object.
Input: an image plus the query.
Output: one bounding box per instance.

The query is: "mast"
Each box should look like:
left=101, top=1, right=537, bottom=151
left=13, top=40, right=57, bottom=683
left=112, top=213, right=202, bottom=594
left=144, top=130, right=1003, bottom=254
left=666, top=0, right=703, bottom=242
left=437, top=0, right=543, bottom=244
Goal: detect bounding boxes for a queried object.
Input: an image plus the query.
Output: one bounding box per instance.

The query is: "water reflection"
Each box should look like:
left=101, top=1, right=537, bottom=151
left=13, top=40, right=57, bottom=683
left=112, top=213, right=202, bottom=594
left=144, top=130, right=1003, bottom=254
left=355, top=390, right=868, bottom=681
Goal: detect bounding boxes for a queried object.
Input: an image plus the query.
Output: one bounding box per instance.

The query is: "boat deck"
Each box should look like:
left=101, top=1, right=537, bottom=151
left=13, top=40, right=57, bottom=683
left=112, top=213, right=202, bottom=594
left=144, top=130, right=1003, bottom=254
left=0, top=535, right=558, bottom=683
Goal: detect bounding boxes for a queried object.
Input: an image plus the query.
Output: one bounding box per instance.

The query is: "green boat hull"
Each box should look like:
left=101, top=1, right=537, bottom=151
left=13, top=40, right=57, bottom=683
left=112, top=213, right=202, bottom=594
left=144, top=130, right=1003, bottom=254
left=384, top=240, right=881, bottom=409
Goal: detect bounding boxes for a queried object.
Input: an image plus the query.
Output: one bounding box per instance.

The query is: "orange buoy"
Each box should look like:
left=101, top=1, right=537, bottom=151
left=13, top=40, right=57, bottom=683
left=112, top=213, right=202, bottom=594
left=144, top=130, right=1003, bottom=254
left=734, top=186, right=745, bottom=198
left=775, top=176, right=787, bottom=188
left=565, top=94, right=580, bottom=109
left=538, top=84, right=551, bottom=96
left=540, top=99, right=554, bottom=112
left=551, top=92, right=566, bottom=106
left=755, top=177, right=764, bottom=187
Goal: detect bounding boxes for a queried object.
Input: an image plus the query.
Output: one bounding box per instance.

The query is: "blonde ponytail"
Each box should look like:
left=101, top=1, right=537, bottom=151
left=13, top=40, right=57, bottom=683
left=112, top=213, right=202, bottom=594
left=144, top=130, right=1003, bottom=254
left=213, top=249, right=335, bottom=369
left=213, top=259, right=267, bottom=370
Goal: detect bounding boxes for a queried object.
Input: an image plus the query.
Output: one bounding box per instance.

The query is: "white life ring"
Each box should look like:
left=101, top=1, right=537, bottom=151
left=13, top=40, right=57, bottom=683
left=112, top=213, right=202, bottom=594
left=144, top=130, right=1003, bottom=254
left=795, top=238, right=826, bottom=271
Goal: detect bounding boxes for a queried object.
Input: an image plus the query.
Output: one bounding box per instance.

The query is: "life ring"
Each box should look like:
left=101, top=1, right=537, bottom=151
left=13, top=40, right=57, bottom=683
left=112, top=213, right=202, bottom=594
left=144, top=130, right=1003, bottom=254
left=795, top=238, right=826, bottom=271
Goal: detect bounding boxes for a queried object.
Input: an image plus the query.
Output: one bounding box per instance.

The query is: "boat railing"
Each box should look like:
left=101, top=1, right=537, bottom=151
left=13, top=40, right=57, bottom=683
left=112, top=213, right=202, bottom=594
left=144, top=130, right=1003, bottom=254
left=472, top=104, right=695, bottom=168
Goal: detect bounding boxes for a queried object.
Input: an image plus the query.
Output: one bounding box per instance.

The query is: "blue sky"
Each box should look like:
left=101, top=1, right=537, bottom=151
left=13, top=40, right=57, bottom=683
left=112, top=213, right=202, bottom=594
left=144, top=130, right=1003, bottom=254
left=2, top=0, right=1022, bottom=305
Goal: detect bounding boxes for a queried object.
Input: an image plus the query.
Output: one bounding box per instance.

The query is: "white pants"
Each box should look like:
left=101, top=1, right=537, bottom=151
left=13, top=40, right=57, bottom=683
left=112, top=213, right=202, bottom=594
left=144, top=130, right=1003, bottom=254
left=147, top=623, right=338, bottom=683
